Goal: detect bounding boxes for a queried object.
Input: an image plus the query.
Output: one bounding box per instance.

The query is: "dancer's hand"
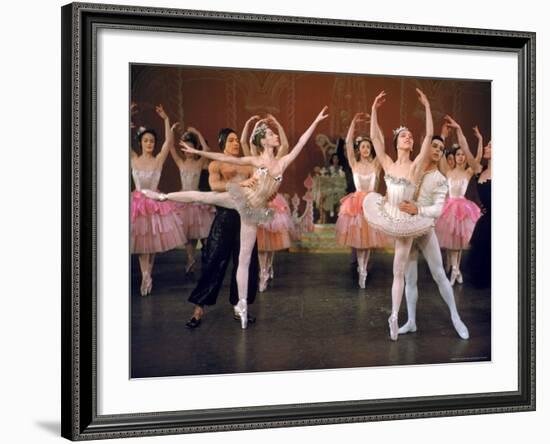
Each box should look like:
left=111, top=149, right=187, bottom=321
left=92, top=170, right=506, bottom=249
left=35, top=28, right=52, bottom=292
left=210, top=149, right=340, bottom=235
left=239, top=177, right=258, bottom=188
left=473, top=125, right=482, bottom=140
left=399, top=200, right=418, bottom=215
left=179, top=140, right=200, bottom=154
left=315, top=106, right=329, bottom=123
left=155, top=104, right=169, bottom=120
left=443, top=115, right=461, bottom=130
left=416, top=88, right=430, bottom=108
left=141, top=189, right=167, bottom=201
left=372, top=91, right=386, bottom=110
left=352, top=112, right=370, bottom=123
left=440, top=122, right=451, bottom=140
left=170, top=122, right=181, bottom=133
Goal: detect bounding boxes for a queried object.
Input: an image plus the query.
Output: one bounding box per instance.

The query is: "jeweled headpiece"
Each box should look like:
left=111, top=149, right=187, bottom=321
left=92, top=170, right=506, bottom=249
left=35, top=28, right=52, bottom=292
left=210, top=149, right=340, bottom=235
left=392, top=126, right=409, bottom=137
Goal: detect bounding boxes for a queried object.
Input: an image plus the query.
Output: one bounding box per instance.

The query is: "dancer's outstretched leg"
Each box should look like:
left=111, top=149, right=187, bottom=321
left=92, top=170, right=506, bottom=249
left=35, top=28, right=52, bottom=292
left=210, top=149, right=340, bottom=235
left=389, top=237, right=414, bottom=340
left=235, top=221, right=258, bottom=329
left=420, top=230, right=469, bottom=339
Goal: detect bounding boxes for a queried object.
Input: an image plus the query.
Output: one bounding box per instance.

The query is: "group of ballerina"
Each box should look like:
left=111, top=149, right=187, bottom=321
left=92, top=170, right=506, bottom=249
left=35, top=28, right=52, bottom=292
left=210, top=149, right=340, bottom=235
left=131, top=87, right=492, bottom=340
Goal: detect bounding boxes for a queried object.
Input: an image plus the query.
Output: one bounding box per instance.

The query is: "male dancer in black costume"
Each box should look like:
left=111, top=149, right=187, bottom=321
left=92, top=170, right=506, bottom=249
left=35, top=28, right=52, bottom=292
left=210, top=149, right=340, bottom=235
left=185, top=128, right=259, bottom=328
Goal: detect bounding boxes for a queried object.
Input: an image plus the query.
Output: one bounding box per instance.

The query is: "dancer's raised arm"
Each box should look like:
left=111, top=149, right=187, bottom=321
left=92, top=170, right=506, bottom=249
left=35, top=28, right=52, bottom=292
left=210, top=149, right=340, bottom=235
left=154, top=105, right=174, bottom=165
left=241, top=115, right=260, bottom=156
left=279, top=106, right=329, bottom=171
left=346, top=113, right=369, bottom=168
left=473, top=126, right=484, bottom=169
left=438, top=122, right=451, bottom=175
left=370, top=91, right=392, bottom=172
left=267, top=114, right=290, bottom=159
left=180, top=141, right=262, bottom=168
left=168, top=122, right=186, bottom=168
left=444, top=115, right=481, bottom=173
left=411, top=88, right=434, bottom=170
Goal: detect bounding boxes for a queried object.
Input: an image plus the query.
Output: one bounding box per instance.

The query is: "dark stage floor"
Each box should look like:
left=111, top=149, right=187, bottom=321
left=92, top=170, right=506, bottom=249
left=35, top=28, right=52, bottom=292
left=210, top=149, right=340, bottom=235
left=131, top=250, right=491, bottom=378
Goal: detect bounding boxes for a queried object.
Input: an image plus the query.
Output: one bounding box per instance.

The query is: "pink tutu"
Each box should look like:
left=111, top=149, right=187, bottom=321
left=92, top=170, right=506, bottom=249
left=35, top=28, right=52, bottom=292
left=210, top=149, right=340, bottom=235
left=435, top=197, right=482, bottom=249
left=130, top=191, right=187, bottom=254
left=175, top=202, right=216, bottom=240
left=257, top=194, right=295, bottom=251
left=336, top=191, right=388, bottom=249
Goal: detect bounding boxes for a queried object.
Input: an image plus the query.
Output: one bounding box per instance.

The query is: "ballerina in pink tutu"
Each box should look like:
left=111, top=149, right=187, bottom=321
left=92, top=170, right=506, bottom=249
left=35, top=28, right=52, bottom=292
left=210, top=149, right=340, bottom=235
left=130, top=104, right=187, bottom=296
left=435, top=116, right=483, bottom=285
left=169, top=126, right=216, bottom=274
left=241, top=114, right=296, bottom=292
left=143, top=107, right=329, bottom=328
left=335, top=112, right=387, bottom=288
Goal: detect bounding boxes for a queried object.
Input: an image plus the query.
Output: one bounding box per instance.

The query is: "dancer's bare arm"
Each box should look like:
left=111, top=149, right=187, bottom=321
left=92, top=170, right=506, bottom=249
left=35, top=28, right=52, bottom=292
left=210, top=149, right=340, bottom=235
left=370, top=91, right=392, bottom=172
left=279, top=106, right=329, bottom=171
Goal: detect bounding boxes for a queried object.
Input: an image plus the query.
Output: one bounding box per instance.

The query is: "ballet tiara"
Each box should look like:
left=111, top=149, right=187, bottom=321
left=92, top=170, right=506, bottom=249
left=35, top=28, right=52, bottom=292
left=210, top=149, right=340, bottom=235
left=392, top=126, right=409, bottom=137
left=252, top=122, right=269, bottom=139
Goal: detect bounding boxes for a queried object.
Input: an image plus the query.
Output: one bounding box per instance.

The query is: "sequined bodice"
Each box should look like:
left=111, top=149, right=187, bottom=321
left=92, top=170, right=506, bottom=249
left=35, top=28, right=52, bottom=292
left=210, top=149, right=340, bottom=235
left=243, top=167, right=283, bottom=208
left=448, top=177, right=469, bottom=198
left=353, top=172, right=377, bottom=192
left=383, top=175, right=417, bottom=219
left=179, top=169, right=201, bottom=191
left=132, top=169, right=161, bottom=191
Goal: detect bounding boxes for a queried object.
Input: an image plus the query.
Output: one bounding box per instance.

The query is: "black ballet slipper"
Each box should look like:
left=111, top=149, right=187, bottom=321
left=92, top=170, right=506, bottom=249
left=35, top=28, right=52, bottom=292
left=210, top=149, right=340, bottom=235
left=185, top=317, right=201, bottom=329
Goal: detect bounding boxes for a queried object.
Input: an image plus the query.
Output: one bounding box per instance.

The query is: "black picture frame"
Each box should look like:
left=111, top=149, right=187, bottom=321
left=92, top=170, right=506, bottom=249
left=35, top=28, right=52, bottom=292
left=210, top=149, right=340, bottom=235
left=61, top=2, right=536, bottom=440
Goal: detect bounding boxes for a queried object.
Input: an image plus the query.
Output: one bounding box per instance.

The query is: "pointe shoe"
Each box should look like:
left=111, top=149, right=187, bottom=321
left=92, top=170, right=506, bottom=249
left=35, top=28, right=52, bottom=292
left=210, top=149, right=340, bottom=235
left=140, top=272, right=151, bottom=296
left=358, top=271, right=367, bottom=289
left=259, top=271, right=269, bottom=292
left=268, top=265, right=274, bottom=280
left=456, top=270, right=463, bottom=284
left=398, top=320, right=417, bottom=335
left=450, top=266, right=459, bottom=286
left=388, top=314, right=399, bottom=341
left=451, top=316, right=470, bottom=339
left=234, top=301, right=248, bottom=329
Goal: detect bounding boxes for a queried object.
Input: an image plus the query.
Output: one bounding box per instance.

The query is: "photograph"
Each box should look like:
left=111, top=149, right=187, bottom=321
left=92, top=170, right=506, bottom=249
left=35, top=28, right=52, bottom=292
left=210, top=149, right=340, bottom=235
left=129, top=64, right=492, bottom=378
left=57, top=1, right=536, bottom=440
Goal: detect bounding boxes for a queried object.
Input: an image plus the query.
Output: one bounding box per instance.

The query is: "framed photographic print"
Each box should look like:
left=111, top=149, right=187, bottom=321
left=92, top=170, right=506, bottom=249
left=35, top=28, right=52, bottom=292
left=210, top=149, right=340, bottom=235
left=61, top=2, right=535, bottom=440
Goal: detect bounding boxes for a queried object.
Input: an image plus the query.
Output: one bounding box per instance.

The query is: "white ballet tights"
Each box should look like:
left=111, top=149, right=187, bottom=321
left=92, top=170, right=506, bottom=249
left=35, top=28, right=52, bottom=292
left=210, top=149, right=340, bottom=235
left=401, top=229, right=465, bottom=333
left=391, top=237, right=414, bottom=318
left=356, top=249, right=371, bottom=276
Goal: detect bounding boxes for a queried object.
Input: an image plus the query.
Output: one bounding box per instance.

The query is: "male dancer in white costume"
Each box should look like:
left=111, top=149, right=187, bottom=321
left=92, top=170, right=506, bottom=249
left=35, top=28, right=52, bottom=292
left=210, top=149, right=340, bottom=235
left=396, top=136, right=469, bottom=339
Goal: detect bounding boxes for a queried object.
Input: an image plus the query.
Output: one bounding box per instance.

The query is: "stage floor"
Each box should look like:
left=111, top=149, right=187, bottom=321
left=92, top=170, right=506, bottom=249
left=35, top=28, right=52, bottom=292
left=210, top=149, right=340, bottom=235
left=131, top=250, right=491, bottom=378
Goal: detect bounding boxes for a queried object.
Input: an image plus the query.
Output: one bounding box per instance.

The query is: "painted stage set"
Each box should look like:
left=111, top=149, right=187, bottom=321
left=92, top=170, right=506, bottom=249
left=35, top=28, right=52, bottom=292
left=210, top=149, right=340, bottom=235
left=130, top=243, right=491, bottom=378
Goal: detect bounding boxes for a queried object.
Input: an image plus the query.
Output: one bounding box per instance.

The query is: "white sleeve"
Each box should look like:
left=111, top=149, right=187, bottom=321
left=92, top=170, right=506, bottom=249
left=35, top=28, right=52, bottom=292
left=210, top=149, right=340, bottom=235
left=418, top=179, right=448, bottom=219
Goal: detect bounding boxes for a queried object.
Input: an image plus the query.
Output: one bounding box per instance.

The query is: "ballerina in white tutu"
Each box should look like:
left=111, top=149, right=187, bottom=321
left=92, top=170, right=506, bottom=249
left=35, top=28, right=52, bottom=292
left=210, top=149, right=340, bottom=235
left=362, top=89, right=434, bottom=340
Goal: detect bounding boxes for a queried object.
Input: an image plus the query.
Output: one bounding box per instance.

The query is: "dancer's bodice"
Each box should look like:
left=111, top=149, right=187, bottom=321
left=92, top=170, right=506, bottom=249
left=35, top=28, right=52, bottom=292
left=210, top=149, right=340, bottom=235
left=383, top=175, right=417, bottom=218
left=353, top=171, right=377, bottom=193
left=179, top=168, right=201, bottom=191
left=132, top=169, right=161, bottom=191
left=448, top=177, right=469, bottom=198
left=243, top=167, right=283, bottom=208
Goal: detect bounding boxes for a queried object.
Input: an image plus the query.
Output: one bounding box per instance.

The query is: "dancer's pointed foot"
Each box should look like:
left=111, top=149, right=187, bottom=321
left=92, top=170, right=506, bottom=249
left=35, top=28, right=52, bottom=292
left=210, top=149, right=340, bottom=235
left=259, top=271, right=269, bottom=292
left=388, top=314, right=399, bottom=341
left=451, top=316, right=469, bottom=339
left=456, top=270, right=464, bottom=284
left=450, top=266, right=459, bottom=286
left=358, top=271, right=367, bottom=289
left=140, top=272, right=151, bottom=296
left=234, top=300, right=248, bottom=329
left=398, top=320, right=417, bottom=335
